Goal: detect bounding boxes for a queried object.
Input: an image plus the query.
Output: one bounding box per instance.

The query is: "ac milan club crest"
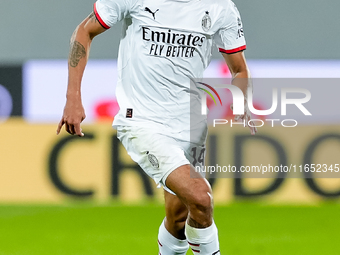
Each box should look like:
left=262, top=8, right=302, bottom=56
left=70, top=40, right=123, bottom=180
left=201, top=11, right=211, bottom=32
left=146, top=151, right=159, bottom=169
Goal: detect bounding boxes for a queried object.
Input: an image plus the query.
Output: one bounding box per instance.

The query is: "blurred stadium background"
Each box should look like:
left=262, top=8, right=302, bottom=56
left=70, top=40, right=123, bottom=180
left=1, top=0, right=340, bottom=254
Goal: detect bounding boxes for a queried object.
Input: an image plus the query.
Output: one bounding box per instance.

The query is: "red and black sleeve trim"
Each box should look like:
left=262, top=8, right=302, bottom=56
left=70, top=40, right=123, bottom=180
left=93, top=3, right=110, bottom=29
left=219, top=45, right=246, bottom=54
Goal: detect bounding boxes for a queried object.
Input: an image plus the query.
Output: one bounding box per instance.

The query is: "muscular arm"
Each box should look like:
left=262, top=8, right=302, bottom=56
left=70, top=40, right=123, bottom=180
left=57, top=12, right=107, bottom=136
left=222, top=51, right=257, bottom=135
left=221, top=51, right=250, bottom=95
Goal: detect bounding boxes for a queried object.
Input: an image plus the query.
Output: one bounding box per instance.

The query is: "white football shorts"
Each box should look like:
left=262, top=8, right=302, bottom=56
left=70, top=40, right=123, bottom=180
left=116, top=124, right=207, bottom=195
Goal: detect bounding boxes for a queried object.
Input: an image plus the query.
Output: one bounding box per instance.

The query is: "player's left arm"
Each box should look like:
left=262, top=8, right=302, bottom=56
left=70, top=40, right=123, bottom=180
left=222, top=51, right=257, bottom=135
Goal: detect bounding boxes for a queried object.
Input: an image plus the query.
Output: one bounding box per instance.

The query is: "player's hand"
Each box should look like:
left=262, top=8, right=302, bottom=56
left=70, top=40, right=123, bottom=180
left=56, top=97, right=86, bottom=137
left=231, top=100, right=257, bottom=135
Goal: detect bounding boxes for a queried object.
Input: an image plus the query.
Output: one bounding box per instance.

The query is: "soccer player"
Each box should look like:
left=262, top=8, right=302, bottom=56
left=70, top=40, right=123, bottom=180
left=57, top=0, right=256, bottom=254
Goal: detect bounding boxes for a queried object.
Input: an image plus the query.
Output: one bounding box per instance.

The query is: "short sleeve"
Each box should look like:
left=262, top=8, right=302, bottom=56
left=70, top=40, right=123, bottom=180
left=94, top=0, right=133, bottom=29
left=214, top=1, right=246, bottom=54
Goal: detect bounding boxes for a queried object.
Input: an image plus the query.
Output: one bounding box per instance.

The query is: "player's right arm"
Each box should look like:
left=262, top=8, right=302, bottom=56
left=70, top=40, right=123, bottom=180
left=57, top=12, right=107, bottom=137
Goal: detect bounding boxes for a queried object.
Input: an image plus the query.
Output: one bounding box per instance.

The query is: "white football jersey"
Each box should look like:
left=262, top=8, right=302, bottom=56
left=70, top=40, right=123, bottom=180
left=94, top=0, right=246, bottom=138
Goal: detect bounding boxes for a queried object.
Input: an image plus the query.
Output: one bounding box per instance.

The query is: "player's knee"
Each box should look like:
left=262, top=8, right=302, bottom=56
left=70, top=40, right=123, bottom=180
left=188, top=191, right=213, bottom=221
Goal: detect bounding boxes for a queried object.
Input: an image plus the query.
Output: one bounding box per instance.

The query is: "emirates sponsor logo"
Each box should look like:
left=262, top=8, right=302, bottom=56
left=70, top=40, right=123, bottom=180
left=142, top=26, right=206, bottom=58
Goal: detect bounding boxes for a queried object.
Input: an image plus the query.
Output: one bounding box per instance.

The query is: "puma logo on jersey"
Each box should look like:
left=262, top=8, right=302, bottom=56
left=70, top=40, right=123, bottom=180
left=144, top=7, right=159, bottom=20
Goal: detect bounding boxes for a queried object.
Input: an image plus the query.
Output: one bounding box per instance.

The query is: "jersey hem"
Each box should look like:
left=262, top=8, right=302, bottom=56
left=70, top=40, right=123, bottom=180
left=93, top=3, right=110, bottom=29
left=219, top=45, right=246, bottom=54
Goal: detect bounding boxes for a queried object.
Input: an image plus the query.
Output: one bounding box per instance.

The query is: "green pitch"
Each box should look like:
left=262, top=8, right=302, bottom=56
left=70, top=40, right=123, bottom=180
left=0, top=202, right=339, bottom=255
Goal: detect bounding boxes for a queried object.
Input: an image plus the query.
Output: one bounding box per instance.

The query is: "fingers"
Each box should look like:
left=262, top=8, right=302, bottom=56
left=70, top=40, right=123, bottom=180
left=234, top=114, right=258, bottom=135
left=57, top=119, right=84, bottom=137
left=246, top=113, right=257, bottom=135
left=70, top=124, right=77, bottom=135
left=247, top=119, right=258, bottom=135
left=74, top=124, right=84, bottom=137
left=65, top=122, right=72, bottom=135
left=234, top=113, right=247, bottom=122
left=66, top=123, right=83, bottom=136
left=232, top=100, right=258, bottom=135
left=56, top=119, right=65, bottom=135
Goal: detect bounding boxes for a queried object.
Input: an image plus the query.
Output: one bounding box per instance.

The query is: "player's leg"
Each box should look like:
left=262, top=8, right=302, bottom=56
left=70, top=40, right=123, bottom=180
left=116, top=126, right=217, bottom=253
left=158, top=190, right=189, bottom=255
left=165, top=164, right=220, bottom=255
left=164, top=190, right=188, bottom=239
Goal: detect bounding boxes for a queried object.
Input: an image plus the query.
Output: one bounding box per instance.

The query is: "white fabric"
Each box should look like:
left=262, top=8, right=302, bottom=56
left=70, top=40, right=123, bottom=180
left=116, top=124, right=206, bottom=192
left=158, top=219, right=189, bottom=255
left=185, top=221, right=220, bottom=255
left=94, top=0, right=246, bottom=132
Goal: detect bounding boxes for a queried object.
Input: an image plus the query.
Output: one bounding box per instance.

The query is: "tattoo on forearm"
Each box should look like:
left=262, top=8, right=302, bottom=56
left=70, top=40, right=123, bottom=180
left=69, top=41, right=86, bottom=67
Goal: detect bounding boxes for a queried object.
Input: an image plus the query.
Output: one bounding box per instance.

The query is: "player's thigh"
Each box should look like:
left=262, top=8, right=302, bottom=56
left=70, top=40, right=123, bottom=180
left=165, top=164, right=212, bottom=208
left=117, top=126, right=189, bottom=188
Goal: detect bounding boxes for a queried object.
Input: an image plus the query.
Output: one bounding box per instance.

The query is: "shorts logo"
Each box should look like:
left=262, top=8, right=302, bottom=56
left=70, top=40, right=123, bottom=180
left=201, top=11, right=211, bottom=32
left=126, top=108, right=133, bottom=118
left=146, top=151, right=159, bottom=169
